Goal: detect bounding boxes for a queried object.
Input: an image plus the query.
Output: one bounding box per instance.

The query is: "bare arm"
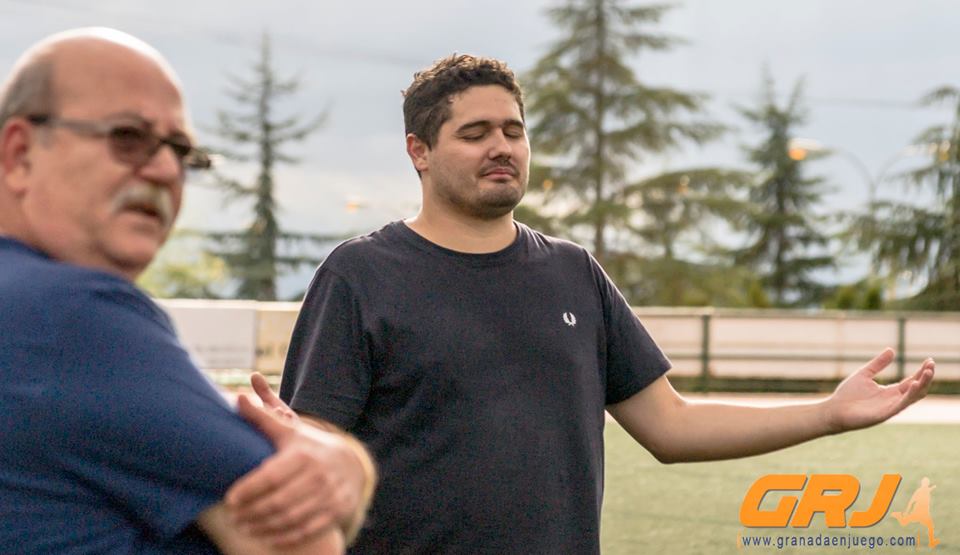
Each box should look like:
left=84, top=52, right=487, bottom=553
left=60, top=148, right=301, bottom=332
left=608, top=349, right=935, bottom=464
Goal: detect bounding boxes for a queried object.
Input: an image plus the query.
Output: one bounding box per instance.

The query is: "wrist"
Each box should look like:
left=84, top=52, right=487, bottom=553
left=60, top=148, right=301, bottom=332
left=817, top=397, right=843, bottom=435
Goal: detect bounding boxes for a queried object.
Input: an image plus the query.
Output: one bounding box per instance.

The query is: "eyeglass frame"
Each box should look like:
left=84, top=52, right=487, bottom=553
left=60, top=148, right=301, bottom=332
left=25, top=114, right=212, bottom=171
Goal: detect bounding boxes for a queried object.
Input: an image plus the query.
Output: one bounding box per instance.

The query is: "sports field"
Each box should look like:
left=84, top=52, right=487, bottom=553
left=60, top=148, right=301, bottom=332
left=601, top=423, right=959, bottom=554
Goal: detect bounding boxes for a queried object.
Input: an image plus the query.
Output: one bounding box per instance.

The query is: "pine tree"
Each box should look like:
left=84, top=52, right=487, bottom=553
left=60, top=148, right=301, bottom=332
left=734, top=73, right=834, bottom=307
left=523, top=0, right=752, bottom=305
left=613, top=168, right=753, bottom=305
left=206, top=33, right=333, bottom=301
left=852, top=85, right=960, bottom=310
left=524, top=0, right=723, bottom=268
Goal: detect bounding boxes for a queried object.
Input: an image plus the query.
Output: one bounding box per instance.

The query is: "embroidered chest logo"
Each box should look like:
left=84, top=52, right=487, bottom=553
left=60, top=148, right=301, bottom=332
left=562, top=312, right=577, bottom=327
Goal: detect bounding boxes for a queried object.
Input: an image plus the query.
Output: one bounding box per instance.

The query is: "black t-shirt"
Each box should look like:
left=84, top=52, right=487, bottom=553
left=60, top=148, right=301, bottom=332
left=281, top=221, right=670, bottom=554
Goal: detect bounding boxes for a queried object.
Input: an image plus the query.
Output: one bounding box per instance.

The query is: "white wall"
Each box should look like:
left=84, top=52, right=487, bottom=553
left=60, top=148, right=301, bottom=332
left=157, top=301, right=960, bottom=381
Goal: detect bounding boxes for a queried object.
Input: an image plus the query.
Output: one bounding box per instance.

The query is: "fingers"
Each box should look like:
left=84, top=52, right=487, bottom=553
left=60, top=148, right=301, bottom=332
left=251, top=372, right=284, bottom=410
left=246, top=488, right=332, bottom=537
left=225, top=439, right=352, bottom=547
left=225, top=440, right=305, bottom=509
left=247, top=492, right=337, bottom=546
left=897, top=358, right=935, bottom=393
left=226, top=413, right=369, bottom=550
left=236, top=394, right=294, bottom=445
left=270, top=522, right=346, bottom=552
left=250, top=372, right=299, bottom=423
left=910, top=362, right=935, bottom=397
left=859, top=348, right=895, bottom=377
left=891, top=359, right=935, bottom=414
left=892, top=376, right=926, bottom=415
left=236, top=461, right=329, bottom=529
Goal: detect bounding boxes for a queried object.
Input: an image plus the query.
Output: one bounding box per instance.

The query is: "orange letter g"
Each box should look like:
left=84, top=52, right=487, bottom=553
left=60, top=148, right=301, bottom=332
left=740, top=474, right=808, bottom=527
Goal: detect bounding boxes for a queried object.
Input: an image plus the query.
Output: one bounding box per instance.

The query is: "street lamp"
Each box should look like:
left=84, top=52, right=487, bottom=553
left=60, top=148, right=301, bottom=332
left=787, top=137, right=877, bottom=202
left=786, top=137, right=951, bottom=205
left=788, top=137, right=951, bottom=296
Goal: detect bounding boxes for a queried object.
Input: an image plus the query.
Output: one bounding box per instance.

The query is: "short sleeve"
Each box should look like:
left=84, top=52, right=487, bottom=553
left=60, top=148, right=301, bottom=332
left=591, top=258, right=672, bottom=404
left=43, top=286, right=275, bottom=542
left=280, top=267, right=372, bottom=430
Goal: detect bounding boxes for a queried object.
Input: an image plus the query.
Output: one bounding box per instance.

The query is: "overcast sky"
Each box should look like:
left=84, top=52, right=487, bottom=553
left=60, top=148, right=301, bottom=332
left=2, top=0, right=956, bottom=294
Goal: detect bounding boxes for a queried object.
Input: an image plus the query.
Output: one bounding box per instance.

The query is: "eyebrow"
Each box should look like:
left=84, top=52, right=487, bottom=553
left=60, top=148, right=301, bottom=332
left=103, top=111, right=153, bottom=124
left=103, top=111, right=193, bottom=141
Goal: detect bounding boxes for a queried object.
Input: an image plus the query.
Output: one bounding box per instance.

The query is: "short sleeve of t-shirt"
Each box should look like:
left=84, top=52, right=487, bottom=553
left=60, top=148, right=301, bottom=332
left=32, top=283, right=274, bottom=542
left=280, top=267, right=372, bottom=429
left=588, top=254, right=672, bottom=404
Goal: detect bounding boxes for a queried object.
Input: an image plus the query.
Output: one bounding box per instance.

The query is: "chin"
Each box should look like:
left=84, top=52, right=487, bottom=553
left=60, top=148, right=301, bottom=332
left=470, top=202, right=520, bottom=220
left=106, top=241, right=163, bottom=279
left=476, top=191, right=524, bottom=219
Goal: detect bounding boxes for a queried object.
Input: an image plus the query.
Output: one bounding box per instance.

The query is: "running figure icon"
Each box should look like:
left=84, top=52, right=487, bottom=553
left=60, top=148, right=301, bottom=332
left=891, top=477, right=940, bottom=548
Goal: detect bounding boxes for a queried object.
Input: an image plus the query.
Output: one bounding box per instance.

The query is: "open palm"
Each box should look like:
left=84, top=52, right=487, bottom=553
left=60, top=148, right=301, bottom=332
left=826, top=348, right=935, bottom=432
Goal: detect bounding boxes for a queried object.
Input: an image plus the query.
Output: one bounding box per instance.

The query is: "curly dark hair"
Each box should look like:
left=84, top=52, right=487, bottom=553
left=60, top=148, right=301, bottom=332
left=402, top=54, right=523, bottom=148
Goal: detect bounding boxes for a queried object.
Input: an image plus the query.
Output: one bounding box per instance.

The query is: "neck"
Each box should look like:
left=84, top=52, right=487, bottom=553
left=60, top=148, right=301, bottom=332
left=405, top=206, right=517, bottom=254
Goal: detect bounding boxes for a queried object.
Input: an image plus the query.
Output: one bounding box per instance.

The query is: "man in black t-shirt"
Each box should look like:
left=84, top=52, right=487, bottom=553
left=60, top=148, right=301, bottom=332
left=279, top=54, right=936, bottom=554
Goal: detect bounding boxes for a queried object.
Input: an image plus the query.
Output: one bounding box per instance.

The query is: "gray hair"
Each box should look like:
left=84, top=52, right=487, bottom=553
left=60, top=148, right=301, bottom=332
left=0, top=58, right=56, bottom=129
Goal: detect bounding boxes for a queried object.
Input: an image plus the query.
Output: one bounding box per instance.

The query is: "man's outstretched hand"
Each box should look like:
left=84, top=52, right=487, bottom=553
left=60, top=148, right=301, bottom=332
left=824, top=348, right=935, bottom=434
left=225, top=376, right=373, bottom=547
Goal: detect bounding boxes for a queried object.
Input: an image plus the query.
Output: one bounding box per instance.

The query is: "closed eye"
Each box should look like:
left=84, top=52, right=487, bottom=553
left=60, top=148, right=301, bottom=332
left=504, top=123, right=526, bottom=139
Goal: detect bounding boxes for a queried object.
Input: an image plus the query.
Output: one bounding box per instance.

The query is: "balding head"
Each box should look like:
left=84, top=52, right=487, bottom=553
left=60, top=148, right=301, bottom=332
left=0, top=28, right=182, bottom=131
left=0, top=29, right=193, bottom=280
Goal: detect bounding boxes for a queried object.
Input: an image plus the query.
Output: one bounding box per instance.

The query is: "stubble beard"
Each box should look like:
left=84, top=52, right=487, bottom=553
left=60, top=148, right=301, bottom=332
left=434, top=173, right=528, bottom=221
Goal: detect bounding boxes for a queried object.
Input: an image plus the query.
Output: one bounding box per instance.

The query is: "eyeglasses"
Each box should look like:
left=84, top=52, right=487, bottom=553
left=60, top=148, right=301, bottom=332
left=26, top=114, right=212, bottom=170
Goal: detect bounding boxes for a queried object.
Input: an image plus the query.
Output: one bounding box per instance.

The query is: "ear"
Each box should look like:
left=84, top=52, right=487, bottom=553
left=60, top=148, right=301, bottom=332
left=0, top=119, right=35, bottom=194
left=405, top=133, right=430, bottom=173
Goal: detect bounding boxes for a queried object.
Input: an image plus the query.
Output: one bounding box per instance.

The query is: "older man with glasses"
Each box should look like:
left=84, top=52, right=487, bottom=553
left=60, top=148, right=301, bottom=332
left=0, top=28, right=374, bottom=554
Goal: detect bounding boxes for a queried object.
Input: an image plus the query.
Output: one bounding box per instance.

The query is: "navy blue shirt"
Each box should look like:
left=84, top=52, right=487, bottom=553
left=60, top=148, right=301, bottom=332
left=0, top=237, right=274, bottom=554
left=282, top=222, right=671, bottom=554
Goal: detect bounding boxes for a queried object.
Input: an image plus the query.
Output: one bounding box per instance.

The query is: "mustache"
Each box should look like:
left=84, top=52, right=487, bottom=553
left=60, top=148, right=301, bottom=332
left=479, top=160, right=518, bottom=176
left=111, top=183, right=175, bottom=229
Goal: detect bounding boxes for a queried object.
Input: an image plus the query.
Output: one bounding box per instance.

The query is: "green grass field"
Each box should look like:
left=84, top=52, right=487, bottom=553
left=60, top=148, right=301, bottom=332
left=601, top=423, right=960, bottom=554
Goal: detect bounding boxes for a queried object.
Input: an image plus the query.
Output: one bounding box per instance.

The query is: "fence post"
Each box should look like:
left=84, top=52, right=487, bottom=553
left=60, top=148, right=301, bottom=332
left=700, top=312, right=712, bottom=392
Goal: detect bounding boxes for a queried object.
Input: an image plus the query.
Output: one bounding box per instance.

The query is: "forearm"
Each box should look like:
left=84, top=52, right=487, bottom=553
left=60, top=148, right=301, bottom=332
left=646, top=398, right=833, bottom=463
left=610, top=352, right=934, bottom=464
left=608, top=376, right=836, bottom=464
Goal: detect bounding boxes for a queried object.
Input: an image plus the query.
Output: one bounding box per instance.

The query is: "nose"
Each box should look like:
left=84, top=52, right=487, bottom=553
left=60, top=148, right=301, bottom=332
left=488, top=129, right=513, bottom=160
left=138, top=143, right=185, bottom=185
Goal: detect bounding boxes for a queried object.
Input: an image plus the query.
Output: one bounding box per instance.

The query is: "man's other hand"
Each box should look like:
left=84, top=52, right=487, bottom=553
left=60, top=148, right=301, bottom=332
left=226, top=392, right=371, bottom=547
